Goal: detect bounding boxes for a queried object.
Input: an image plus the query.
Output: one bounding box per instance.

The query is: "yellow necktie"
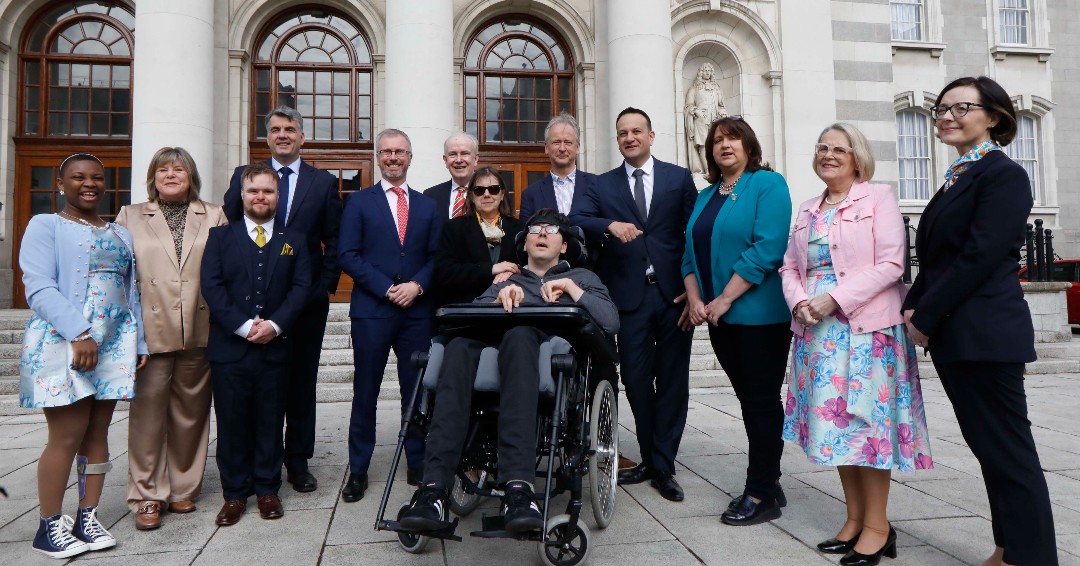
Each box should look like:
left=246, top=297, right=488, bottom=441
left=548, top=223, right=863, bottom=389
left=255, top=225, right=266, bottom=248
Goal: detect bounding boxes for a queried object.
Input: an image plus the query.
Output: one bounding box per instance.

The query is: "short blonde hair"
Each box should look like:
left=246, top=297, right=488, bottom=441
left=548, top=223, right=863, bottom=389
left=145, top=146, right=202, bottom=202
left=814, top=123, right=875, bottom=182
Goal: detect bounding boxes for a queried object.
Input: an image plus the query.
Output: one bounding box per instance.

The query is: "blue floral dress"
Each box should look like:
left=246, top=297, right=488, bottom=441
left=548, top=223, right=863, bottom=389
left=20, top=225, right=138, bottom=408
left=781, top=208, right=933, bottom=471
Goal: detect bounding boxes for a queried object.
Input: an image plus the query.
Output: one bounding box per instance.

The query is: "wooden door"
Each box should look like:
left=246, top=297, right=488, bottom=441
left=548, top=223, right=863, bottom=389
left=308, top=158, right=373, bottom=303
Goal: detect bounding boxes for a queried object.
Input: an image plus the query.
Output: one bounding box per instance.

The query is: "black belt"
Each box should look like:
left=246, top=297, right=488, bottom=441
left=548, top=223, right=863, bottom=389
left=645, top=272, right=658, bottom=285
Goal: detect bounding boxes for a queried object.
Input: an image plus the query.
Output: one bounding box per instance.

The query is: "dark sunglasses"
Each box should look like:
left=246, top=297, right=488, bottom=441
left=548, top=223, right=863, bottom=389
left=471, top=184, right=503, bottom=196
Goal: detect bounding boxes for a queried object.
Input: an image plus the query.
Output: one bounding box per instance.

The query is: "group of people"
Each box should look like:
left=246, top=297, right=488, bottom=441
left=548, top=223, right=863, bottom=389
left=18, top=75, right=1058, bottom=565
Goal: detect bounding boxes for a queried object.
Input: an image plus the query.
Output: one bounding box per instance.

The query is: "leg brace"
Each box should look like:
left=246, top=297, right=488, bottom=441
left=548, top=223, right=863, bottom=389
left=75, top=455, right=112, bottom=501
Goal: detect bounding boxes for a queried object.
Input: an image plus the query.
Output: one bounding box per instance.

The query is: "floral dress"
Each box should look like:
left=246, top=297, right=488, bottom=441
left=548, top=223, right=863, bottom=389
left=20, top=225, right=138, bottom=408
left=781, top=208, right=933, bottom=471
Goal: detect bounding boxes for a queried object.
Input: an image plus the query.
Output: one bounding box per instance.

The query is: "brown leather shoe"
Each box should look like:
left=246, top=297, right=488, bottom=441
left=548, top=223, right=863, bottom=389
left=215, top=499, right=246, bottom=526
left=135, top=501, right=161, bottom=530
left=618, top=455, right=638, bottom=470
left=168, top=500, right=196, bottom=514
left=257, top=494, right=284, bottom=520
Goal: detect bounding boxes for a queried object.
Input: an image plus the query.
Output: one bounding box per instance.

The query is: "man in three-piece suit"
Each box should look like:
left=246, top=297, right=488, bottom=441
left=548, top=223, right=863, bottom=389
left=570, top=107, right=697, bottom=503
left=424, top=132, right=479, bottom=219
left=202, top=163, right=312, bottom=526
left=223, top=106, right=342, bottom=494
left=338, top=129, right=442, bottom=502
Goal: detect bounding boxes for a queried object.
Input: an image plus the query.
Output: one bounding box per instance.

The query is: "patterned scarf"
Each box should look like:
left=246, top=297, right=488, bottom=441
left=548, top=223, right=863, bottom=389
left=943, top=139, right=1002, bottom=191
left=476, top=213, right=504, bottom=246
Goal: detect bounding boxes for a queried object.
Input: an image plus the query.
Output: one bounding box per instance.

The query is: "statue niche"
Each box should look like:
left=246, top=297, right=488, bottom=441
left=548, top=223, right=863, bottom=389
left=684, top=62, right=727, bottom=176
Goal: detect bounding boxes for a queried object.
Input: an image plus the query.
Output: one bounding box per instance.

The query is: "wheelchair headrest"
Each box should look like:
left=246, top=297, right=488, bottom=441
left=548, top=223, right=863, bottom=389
left=515, top=224, right=588, bottom=267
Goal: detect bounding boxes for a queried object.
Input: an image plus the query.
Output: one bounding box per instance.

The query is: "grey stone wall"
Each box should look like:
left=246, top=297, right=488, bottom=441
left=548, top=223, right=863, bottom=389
left=1049, top=1, right=1080, bottom=258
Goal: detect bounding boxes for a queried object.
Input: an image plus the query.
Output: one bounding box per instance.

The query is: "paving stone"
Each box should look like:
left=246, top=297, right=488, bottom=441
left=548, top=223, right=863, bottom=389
left=321, top=540, right=445, bottom=565
left=665, top=514, right=833, bottom=565
left=73, top=550, right=202, bottom=565
left=893, top=516, right=998, bottom=565
left=192, top=508, right=331, bottom=566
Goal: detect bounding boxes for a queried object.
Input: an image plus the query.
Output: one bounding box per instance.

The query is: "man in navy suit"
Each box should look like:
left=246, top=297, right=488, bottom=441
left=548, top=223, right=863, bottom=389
left=519, top=112, right=596, bottom=219
left=202, top=163, right=312, bottom=526
left=223, top=106, right=342, bottom=494
left=338, top=129, right=442, bottom=502
left=570, top=107, right=697, bottom=502
left=424, top=132, right=479, bottom=219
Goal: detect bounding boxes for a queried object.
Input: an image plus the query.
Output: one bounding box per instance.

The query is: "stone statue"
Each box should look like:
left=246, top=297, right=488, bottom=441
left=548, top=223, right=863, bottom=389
left=684, top=62, right=727, bottom=175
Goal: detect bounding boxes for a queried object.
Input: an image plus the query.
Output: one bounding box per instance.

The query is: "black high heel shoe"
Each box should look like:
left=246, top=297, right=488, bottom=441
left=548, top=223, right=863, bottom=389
left=839, top=526, right=897, bottom=565
left=817, top=530, right=860, bottom=554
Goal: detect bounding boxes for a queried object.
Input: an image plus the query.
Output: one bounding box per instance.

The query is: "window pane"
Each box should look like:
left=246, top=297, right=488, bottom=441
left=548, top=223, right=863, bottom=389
left=25, top=86, right=40, bottom=110
left=357, top=72, right=371, bottom=95
left=91, top=88, right=108, bottom=111
left=111, top=89, right=129, bottom=112
left=357, top=95, right=371, bottom=118
left=257, top=68, right=271, bottom=90
left=26, top=61, right=41, bottom=85
left=315, top=72, right=331, bottom=93
left=333, top=72, right=349, bottom=94
left=332, top=118, right=348, bottom=140
left=333, top=95, right=348, bottom=115
left=91, top=113, right=108, bottom=135
left=111, top=112, right=129, bottom=135
left=25, top=111, right=40, bottom=134
left=70, top=112, right=89, bottom=135
left=49, top=88, right=69, bottom=110
left=31, top=166, right=54, bottom=190
left=71, top=88, right=89, bottom=111
left=896, top=110, right=932, bottom=200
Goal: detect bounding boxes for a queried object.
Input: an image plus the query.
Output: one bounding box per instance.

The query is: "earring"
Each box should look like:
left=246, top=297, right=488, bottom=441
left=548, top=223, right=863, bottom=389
left=58, top=190, right=65, bottom=195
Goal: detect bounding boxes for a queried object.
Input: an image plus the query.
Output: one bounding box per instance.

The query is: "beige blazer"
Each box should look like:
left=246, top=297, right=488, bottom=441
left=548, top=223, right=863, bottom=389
left=116, top=200, right=228, bottom=353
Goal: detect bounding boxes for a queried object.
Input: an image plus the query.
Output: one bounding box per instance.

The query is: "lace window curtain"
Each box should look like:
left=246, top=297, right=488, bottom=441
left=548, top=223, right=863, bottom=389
left=890, top=0, right=924, bottom=41
left=896, top=110, right=932, bottom=200
left=1000, top=0, right=1029, bottom=45
left=1005, top=115, right=1038, bottom=200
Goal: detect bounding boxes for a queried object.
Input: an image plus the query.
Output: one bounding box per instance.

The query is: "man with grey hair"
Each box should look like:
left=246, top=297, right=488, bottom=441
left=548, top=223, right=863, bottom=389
left=223, top=105, right=342, bottom=495
left=337, top=128, right=441, bottom=503
left=425, top=132, right=480, bottom=219
left=519, top=112, right=596, bottom=220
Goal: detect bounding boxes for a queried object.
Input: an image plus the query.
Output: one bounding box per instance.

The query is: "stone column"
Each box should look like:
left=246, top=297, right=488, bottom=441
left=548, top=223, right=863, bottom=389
left=130, top=0, right=215, bottom=203
left=606, top=1, right=678, bottom=163
left=384, top=0, right=454, bottom=189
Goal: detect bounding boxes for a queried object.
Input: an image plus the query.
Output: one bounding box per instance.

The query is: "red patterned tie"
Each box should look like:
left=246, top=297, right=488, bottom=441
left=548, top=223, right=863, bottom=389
left=452, top=187, right=466, bottom=218
left=391, top=186, right=408, bottom=244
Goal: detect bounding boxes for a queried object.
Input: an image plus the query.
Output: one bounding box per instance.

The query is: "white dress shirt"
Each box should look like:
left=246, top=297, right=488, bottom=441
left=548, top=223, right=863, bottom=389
left=623, top=157, right=655, bottom=276
left=270, top=157, right=301, bottom=224
left=380, top=179, right=411, bottom=228
left=235, top=215, right=282, bottom=338
left=552, top=169, right=577, bottom=215
left=446, top=182, right=467, bottom=218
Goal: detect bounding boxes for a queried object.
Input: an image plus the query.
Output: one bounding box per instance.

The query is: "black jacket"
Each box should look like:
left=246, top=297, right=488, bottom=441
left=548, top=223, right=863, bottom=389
left=434, top=215, right=524, bottom=306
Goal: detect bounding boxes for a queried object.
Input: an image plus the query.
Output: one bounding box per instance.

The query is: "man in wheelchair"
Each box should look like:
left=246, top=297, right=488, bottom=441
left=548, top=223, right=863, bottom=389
left=400, top=209, right=619, bottom=534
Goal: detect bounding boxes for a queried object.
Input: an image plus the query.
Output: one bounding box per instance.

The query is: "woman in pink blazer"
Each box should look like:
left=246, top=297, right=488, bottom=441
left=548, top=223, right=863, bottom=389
left=780, top=123, right=932, bottom=566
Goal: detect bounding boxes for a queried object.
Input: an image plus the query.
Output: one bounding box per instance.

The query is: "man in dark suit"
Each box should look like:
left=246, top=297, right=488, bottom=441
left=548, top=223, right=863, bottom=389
left=223, top=106, right=342, bottom=494
left=519, top=112, right=596, bottom=219
left=570, top=107, right=697, bottom=502
left=424, top=132, right=479, bottom=219
left=338, top=129, right=442, bottom=502
left=202, top=163, right=312, bottom=526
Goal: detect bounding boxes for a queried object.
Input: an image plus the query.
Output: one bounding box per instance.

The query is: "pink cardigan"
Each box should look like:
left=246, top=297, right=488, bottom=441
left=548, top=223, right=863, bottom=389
left=780, top=181, right=908, bottom=338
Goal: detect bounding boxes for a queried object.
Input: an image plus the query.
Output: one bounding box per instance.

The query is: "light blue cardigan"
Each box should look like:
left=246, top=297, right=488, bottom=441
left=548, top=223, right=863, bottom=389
left=681, top=169, right=792, bottom=326
left=20, top=214, right=148, bottom=354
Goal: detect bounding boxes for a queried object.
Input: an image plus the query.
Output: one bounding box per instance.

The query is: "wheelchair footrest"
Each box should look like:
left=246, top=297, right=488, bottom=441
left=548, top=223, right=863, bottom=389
left=469, top=515, right=542, bottom=540
left=376, top=519, right=463, bottom=542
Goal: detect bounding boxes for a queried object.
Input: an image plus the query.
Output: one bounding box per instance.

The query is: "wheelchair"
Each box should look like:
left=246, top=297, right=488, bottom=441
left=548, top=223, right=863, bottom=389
left=373, top=302, right=620, bottom=566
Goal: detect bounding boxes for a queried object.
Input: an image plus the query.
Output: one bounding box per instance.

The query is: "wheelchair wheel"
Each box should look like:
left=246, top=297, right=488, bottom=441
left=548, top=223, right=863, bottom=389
left=537, top=513, right=590, bottom=566
left=587, top=379, right=618, bottom=528
left=395, top=503, right=433, bottom=554
left=448, top=468, right=488, bottom=516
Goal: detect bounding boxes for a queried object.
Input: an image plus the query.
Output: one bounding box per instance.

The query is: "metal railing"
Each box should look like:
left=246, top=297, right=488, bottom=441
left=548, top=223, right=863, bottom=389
left=902, top=217, right=1055, bottom=283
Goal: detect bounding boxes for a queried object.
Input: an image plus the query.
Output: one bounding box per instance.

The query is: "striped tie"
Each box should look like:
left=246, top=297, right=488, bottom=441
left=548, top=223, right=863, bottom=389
left=391, top=187, right=408, bottom=244
left=451, top=187, right=466, bottom=218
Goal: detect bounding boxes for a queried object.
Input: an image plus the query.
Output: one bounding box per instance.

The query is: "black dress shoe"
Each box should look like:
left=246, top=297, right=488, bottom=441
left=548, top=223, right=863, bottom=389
left=650, top=474, right=684, bottom=502
left=406, top=468, right=422, bottom=487
left=720, top=494, right=781, bottom=526
left=726, top=483, right=787, bottom=512
left=818, top=531, right=860, bottom=554
left=288, top=470, right=318, bottom=493
left=840, top=527, right=897, bottom=565
left=341, top=473, right=368, bottom=502
left=617, top=464, right=653, bottom=485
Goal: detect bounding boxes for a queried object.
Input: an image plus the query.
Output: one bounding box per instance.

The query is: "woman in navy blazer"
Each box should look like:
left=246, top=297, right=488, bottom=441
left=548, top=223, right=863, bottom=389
left=904, top=76, right=1057, bottom=566
left=434, top=167, right=524, bottom=306
left=681, top=117, right=793, bottom=526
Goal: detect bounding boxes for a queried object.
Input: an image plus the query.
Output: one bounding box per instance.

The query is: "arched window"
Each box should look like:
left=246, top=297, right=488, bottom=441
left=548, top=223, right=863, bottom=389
left=252, top=9, right=373, bottom=142
left=896, top=109, right=933, bottom=200
left=20, top=1, right=134, bottom=138
left=463, top=18, right=574, bottom=145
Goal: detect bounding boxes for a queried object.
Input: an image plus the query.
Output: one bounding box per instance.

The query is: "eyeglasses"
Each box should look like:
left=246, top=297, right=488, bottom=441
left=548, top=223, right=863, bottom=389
left=931, top=102, right=985, bottom=120
left=377, top=149, right=411, bottom=158
left=526, top=225, right=560, bottom=235
left=814, top=143, right=854, bottom=157
left=471, top=184, right=502, bottom=196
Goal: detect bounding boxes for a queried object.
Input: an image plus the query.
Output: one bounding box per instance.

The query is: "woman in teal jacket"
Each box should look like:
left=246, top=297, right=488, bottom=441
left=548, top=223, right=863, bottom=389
left=682, top=116, right=792, bottom=526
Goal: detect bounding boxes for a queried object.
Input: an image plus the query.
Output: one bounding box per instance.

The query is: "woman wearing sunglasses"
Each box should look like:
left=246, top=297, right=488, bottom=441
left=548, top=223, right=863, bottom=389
left=434, top=166, right=524, bottom=306
left=903, top=76, right=1057, bottom=566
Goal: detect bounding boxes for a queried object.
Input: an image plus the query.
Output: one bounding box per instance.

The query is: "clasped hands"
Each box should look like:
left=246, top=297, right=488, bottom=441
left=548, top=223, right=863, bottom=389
left=495, top=279, right=582, bottom=313
left=676, top=293, right=735, bottom=331
left=247, top=316, right=278, bottom=344
left=794, top=294, right=840, bottom=328
left=387, top=281, right=422, bottom=309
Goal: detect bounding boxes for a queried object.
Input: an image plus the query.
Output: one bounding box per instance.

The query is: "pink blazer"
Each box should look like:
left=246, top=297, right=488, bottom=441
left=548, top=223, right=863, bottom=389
left=780, top=182, right=907, bottom=338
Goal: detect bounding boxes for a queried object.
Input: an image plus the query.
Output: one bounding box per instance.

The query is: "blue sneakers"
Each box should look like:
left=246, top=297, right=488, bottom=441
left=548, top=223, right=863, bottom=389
left=32, top=514, right=89, bottom=559
left=72, top=506, right=116, bottom=550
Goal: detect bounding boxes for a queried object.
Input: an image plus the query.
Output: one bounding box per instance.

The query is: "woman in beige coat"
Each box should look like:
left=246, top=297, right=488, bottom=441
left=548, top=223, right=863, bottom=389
left=116, top=147, right=227, bottom=530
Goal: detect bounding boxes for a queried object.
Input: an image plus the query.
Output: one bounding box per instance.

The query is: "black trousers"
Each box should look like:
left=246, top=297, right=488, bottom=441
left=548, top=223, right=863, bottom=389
left=283, top=295, right=330, bottom=473
left=211, top=348, right=288, bottom=501
left=708, top=320, right=791, bottom=503
left=618, top=283, right=694, bottom=476
left=423, top=326, right=545, bottom=489
left=935, top=360, right=1058, bottom=566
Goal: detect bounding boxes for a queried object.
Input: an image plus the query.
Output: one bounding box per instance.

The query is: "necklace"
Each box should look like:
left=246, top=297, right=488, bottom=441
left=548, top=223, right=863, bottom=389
left=823, top=192, right=848, bottom=206
left=718, top=174, right=742, bottom=195
left=59, top=209, right=107, bottom=228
